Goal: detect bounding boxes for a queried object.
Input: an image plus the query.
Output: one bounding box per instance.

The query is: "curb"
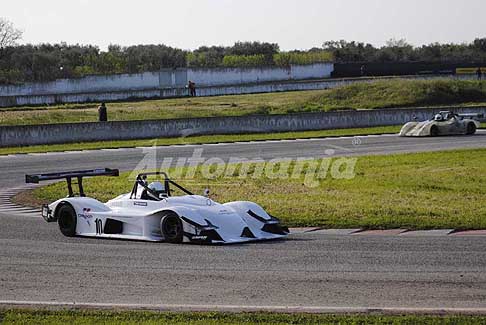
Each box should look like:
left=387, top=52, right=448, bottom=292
left=289, top=227, right=486, bottom=237
left=2, top=300, right=486, bottom=315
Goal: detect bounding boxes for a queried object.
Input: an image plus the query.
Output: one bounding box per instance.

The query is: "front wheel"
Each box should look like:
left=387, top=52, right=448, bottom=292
left=57, top=203, right=77, bottom=237
left=160, top=212, right=183, bottom=244
left=467, top=123, right=477, bottom=135
left=430, top=125, right=439, bottom=137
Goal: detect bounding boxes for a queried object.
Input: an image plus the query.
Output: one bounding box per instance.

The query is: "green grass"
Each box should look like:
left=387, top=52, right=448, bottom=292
left=306, top=78, right=486, bottom=110
left=2, top=79, right=486, bottom=126
left=28, top=148, right=486, bottom=230
left=0, top=125, right=401, bottom=155
left=2, top=310, right=486, bottom=325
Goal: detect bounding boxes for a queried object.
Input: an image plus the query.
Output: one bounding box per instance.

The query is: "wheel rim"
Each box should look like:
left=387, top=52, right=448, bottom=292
left=163, top=216, right=181, bottom=239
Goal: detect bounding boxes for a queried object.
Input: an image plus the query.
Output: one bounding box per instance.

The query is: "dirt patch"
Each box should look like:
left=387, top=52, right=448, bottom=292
left=12, top=189, right=46, bottom=208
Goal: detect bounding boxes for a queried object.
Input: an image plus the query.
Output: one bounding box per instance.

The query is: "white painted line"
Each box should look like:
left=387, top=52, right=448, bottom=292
left=18, top=212, right=41, bottom=217
left=256, top=140, right=281, bottom=144
left=0, top=207, right=41, bottom=212
left=293, top=138, right=316, bottom=142
left=0, top=204, right=23, bottom=208
left=1, top=300, right=486, bottom=315
left=400, top=229, right=455, bottom=236
left=3, top=212, right=40, bottom=218
left=311, top=229, right=362, bottom=236
left=212, top=142, right=232, bottom=146
left=101, top=148, right=124, bottom=152
left=61, top=151, right=84, bottom=154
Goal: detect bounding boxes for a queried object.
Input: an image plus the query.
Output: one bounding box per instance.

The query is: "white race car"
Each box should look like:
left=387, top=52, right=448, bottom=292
left=26, top=169, right=289, bottom=244
left=399, top=111, right=482, bottom=137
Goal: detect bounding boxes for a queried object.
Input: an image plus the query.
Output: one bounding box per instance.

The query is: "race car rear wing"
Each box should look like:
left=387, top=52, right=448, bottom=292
left=26, top=168, right=119, bottom=197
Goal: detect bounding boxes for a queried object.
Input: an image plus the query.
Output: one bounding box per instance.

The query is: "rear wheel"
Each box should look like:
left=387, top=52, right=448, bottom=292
left=467, top=123, right=477, bottom=135
left=57, top=203, right=77, bottom=237
left=430, top=125, right=439, bottom=137
left=160, top=212, right=183, bottom=244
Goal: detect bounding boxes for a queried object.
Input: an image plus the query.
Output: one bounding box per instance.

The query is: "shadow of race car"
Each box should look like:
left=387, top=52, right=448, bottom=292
left=399, top=111, right=482, bottom=137
left=26, top=169, right=289, bottom=244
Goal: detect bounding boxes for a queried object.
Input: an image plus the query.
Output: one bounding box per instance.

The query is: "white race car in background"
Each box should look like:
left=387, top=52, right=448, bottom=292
left=399, top=111, right=482, bottom=137
left=26, top=169, right=289, bottom=244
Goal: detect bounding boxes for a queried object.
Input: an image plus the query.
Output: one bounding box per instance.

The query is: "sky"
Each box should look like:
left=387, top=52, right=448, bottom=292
left=2, top=0, right=486, bottom=50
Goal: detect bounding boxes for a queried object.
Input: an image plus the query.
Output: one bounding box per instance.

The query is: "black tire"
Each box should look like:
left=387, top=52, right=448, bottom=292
left=430, top=125, right=439, bottom=137
left=57, top=203, right=77, bottom=237
left=160, top=212, right=183, bottom=244
left=467, top=123, right=477, bottom=135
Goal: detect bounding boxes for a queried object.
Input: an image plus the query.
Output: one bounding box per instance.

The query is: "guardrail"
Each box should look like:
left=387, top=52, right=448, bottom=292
left=1, top=106, right=485, bottom=147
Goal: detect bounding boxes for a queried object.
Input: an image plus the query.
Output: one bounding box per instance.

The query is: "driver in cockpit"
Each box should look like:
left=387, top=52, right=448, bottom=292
left=142, top=182, right=168, bottom=200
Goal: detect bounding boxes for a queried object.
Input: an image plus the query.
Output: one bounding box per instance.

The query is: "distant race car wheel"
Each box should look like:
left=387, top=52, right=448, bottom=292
left=467, top=123, right=477, bottom=135
left=430, top=125, right=439, bottom=137
left=160, top=212, right=183, bottom=244
left=57, top=203, right=77, bottom=237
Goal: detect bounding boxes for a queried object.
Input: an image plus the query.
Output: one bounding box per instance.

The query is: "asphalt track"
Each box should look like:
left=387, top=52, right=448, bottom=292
left=1, top=132, right=486, bottom=311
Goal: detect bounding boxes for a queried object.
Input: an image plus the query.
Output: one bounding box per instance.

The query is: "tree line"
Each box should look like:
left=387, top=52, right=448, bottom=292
left=1, top=17, right=486, bottom=84
left=0, top=41, right=334, bottom=84
left=323, top=39, right=486, bottom=63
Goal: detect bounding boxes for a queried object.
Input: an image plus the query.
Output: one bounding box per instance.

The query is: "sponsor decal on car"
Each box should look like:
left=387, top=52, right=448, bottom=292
left=78, top=208, right=94, bottom=225
left=191, top=236, right=208, bottom=240
left=134, top=201, right=148, bottom=207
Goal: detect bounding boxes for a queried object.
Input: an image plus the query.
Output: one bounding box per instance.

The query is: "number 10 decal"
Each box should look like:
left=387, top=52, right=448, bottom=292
left=95, top=218, right=103, bottom=235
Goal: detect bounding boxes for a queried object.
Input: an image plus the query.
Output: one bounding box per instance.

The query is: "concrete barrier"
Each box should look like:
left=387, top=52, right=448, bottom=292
left=1, top=106, right=485, bottom=147
left=0, top=74, right=477, bottom=108
left=0, top=63, right=333, bottom=106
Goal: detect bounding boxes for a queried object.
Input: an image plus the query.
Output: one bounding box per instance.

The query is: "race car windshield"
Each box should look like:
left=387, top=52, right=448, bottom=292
left=130, top=172, right=194, bottom=200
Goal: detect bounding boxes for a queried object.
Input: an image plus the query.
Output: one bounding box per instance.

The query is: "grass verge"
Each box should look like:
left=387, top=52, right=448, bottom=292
left=2, top=79, right=486, bottom=126
left=22, top=148, right=486, bottom=230
left=0, top=125, right=401, bottom=155
left=2, top=310, right=486, bottom=325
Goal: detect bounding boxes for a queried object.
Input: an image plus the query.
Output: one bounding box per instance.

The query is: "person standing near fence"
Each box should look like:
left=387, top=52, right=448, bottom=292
left=98, top=102, right=108, bottom=122
left=188, top=81, right=197, bottom=97
left=477, top=67, right=482, bottom=81
left=360, top=65, right=366, bottom=77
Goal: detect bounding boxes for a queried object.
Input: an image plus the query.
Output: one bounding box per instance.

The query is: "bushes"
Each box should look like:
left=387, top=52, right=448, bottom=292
left=218, top=52, right=333, bottom=68
left=222, top=54, right=267, bottom=67
left=274, top=51, right=333, bottom=67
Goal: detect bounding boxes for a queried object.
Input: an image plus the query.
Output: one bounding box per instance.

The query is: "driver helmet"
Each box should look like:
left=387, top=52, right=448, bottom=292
left=434, top=114, right=442, bottom=121
left=148, top=181, right=166, bottom=199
